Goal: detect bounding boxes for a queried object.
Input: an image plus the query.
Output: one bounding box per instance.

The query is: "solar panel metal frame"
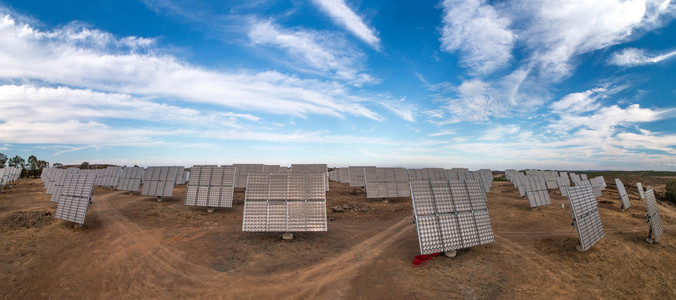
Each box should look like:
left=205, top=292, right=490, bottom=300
left=185, top=166, right=236, bottom=208
left=615, top=178, right=631, bottom=209
left=637, top=182, right=645, bottom=199
left=567, top=185, right=604, bottom=252
left=54, top=172, right=96, bottom=224
left=644, top=189, right=663, bottom=243
left=410, top=179, right=494, bottom=255
left=242, top=172, right=327, bottom=232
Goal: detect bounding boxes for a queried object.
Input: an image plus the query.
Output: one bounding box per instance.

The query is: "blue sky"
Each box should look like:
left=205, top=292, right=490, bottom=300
left=0, top=0, right=675, bottom=170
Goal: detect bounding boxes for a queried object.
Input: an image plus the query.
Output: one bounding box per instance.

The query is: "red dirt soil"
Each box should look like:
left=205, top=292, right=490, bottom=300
left=1, top=178, right=675, bottom=299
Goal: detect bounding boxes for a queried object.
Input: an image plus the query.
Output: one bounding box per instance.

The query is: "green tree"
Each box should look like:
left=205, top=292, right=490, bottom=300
left=53, top=162, right=63, bottom=168
left=0, top=153, right=7, bottom=167
left=79, top=162, right=90, bottom=170
left=27, top=155, right=38, bottom=170
left=8, top=155, right=25, bottom=168
left=666, top=180, right=676, bottom=204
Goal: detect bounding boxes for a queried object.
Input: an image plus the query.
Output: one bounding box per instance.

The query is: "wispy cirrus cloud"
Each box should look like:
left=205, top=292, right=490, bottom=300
left=608, top=47, right=676, bottom=66
left=248, top=19, right=377, bottom=86
left=312, top=0, right=380, bottom=49
left=0, top=13, right=381, bottom=120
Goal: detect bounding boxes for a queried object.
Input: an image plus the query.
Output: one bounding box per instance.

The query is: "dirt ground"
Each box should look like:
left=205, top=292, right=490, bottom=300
left=1, top=176, right=675, bottom=299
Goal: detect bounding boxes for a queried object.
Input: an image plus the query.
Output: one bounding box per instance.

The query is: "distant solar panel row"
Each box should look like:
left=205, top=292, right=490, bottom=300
left=348, top=166, right=372, bottom=187
left=234, top=164, right=264, bottom=188
left=567, top=185, right=604, bottom=252
left=242, top=172, right=327, bottom=232
left=185, top=166, right=235, bottom=208
left=364, top=167, right=411, bottom=198
left=291, top=164, right=329, bottom=191
left=141, top=166, right=180, bottom=197
left=410, top=179, right=494, bottom=255
left=94, top=167, right=122, bottom=187
left=54, top=172, right=96, bottom=224
left=117, top=167, right=144, bottom=192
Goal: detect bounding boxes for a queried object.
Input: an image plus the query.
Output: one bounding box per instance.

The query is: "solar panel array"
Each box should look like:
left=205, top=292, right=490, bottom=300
left=54, top=172, right=96, bottom=224
left=410, top=179, right=494, bottom=255
left=141, top=166, right=181, bottom=197
left=48, top=168, right=80, bottom=202
left=339, top=167, right=349, bottom=184
left=348, top=166, right=373, bottom=187
left=291, top=164, right=329, bottom=191
left=364, top=167, right=411, bottom=198
left=242, top=172, right=327, bottom=232
left=234, top=164, right=264, bottom=188
left=644, top=189, right=663, bottom=243
left=567, top=184, right=604, bottom=252
left=637, top=182, right=645, bottom=199
left=524, top=175, right=551, bottom=208
left=185, top=166, right=236, bottom=208
left=589, top=177, right=605, bottom=197
left=94, top=167, right=122, bottom=187
left=117, top=167, right=144, bottom=192
left=557, top=177, right=570, bottom=197
left=580, top=174, right=588, bottom=181
left=0, top=166, right=21, bottom=185
left=408, top=168, right=446, bottom=181
left=615, top=178, right=631, bottom=209
left=328, top=169, right=339, bottom=181
left=569, top=173, right=582, bottom=184
left=175, top=167, right=186, bottom=185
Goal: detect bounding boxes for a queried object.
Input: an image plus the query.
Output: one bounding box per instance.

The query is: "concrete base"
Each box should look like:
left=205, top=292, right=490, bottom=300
left=645, top=238, right=655, bottom=244
left=157, top=197, right=163, bottom=202
left=282, top=232, right=294, bottom=240
left=382, top=199, right=389, bottom=204
left=576, top=245, right=584, bottom=252
left=207, top=208, right=216, bottom=213
left=74, top=223, right=84, bottom=229
left=444, top=250, right=457, bottom=258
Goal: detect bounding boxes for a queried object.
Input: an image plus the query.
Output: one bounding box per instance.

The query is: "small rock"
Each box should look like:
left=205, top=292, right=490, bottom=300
left=330, top=206, right=345, bottom=212
left=282, top=232, right=294, bottom=240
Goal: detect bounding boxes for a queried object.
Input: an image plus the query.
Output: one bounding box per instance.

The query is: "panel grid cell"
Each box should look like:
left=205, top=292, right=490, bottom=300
left=567, top=185, right=604, bottom=252
left=645, top=189, right=663, bottom=242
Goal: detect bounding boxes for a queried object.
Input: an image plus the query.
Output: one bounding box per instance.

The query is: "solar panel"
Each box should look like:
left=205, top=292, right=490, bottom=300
left=615, top=178, right=631, bottom=209
left=185, top=166, right=236, bottom=208
left=291, top=164, right=329, bottom=191
left=580, top=174, right=588, bottom=181
left=637, top=182, right=645, bottom=199
left=567, top=185, right=604, bottom=252
left=175, top=167, right=186, bottom=185
left=94, top=167, right=122, bottom=187
left=233, top=164, right=264, bottom=188
left=644, top=189, right=663, bottom=243
left=339, top=167, right=349, bottom=184
left=348, top=166, right=373, bottom=187
left=242, top=172, right=327, bottom=232
left=524, top=175, right=551, bottom=208
left=50, top=168, right=80, bottom=202
left=365, top=167, right=411, bottom=198
left=410, top=179, right=494, bottom=255
left=54, top=172, right=96, bottom=224
left=141, top=166, right=181, bottom=197
left=117, top=167, right=144, bottom=192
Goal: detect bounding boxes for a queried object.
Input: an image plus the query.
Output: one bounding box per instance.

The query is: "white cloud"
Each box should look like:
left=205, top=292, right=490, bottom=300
left=608, top=47, right=676, bottom=66
left=440, top=0, right=516, bottom=74
left=0, top=13, right=381, bottom=120
left=247, top=19, right=376, bottom=85
left=549, top=88, right=605, bottom=113
left=378, top=99, right=415, bottom=122
left=428, top=130, right=455, bottom=137
left=519, top=0, right=675, bottom=80
left=479, top=125, right=520, bottom=140
left=312, top=0, right=380, bottom=49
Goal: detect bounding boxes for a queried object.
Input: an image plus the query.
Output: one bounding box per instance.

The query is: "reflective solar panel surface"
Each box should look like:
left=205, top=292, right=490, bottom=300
left=567, top=185, right=604, bottom=252
left=141, top=166, right=180, bottom=197
left=233, top=164, right=264, bottom=188
left=364, top=167, right=411, bottom=198
left=117, top=167, right=144, bottom=192
left=645, top=189, right=663, bottom=243
left=410, top=179, right=494, bottom=255
left=348, top=166, right=372, bottom=187
left=615, top=178, right=631, bottom=209
left=54, top=172, right=96, bottom=224
left=637, top=182, right=645, bottom=199
left=242, top=172, right=327, bottom=232
left=185, top=166, right=236, bottom=208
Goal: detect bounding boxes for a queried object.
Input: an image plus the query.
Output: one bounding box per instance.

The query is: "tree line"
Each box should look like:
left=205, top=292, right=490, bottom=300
left=0, top=153, right=52, bottom=178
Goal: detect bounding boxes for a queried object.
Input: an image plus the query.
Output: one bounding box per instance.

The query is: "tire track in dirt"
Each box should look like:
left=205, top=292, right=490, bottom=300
left=85, top=191, right=218, bottom=297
